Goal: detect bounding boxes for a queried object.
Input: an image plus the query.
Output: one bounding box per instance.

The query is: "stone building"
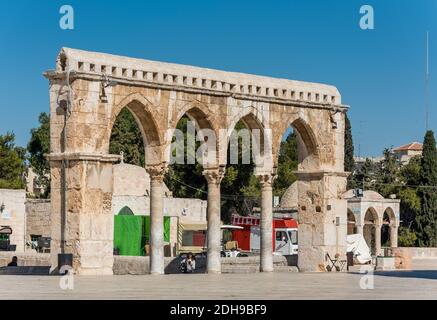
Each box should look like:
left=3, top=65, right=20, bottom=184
left=45, top=47, right=349, bottom=275
left=25, top=199, right=51, bottom=246
left=0, top=189, right=26, bottom=252
left=392, top=142, right=423, bottom=165
left=343, top=189, right=400, bottom=255
left=281, top=183, right=400, bottom=256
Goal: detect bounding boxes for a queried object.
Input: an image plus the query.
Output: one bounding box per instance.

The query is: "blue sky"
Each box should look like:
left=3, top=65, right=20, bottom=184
left=0, top=0, right=436, bottom=156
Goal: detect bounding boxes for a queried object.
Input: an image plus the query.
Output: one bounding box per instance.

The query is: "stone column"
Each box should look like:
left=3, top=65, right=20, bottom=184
left=147, top=164, right=167, bottom=275
left=203, top=167, right=225, bottom=274
left=390, top=225, right=398, bottom=248
left=375, top=225, right=382, bottom=256
left=295, top=171, right=349, bottom=272
left=258, top=174, right=275, bottom=272
left=48, top=153, right=119, bottom=275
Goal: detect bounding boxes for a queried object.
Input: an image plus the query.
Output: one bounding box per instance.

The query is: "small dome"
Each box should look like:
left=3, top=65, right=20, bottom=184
left=343, top=189, right=384, bottom=200
left=280, top=181, right=298, bottom=208
left=113, top=163, right=171, bottom=197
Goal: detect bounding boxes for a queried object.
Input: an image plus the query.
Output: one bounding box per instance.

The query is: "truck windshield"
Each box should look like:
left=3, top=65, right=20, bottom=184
left=288, top=230, right=298, bottom=245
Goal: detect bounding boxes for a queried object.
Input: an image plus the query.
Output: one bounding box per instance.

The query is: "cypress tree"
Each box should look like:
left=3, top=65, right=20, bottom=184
left=416, top=130, right=437, bottom=246
left=344, top=113, right=355, bottom=189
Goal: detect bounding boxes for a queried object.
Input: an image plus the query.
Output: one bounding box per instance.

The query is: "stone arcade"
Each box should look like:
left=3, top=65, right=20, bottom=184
left=45, top=48, right=349, bottom=275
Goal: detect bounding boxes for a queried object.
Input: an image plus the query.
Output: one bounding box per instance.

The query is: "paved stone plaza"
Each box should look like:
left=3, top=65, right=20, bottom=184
left=1, top=260, right=437, bottom=300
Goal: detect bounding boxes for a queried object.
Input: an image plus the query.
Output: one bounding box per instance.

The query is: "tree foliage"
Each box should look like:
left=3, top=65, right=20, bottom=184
left=273, top=131, right=297, bottom=198
left=415, top=130, right=437, bottom=247
left=377, top=148, right=400, bottom=197
left=27, top=112, right=51, bottom=197
left=109, top=108, right=145, bottom=167
left=165, top=116, right=206, bottom=199
left=344, top=113, right=356, bottom=189
left=0, top=132, right=26, bottom=189
left=398, top=226, right=418, bottom=247
left=352, top=158, right=379, bottom=190
left=221, top=121, right=261, bottom=221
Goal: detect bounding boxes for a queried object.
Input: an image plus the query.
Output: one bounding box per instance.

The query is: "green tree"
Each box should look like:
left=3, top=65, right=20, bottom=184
left=398, top=226, right=418, bottom=247
left=109, top=108, right=145, bottom=167
left=416, top=130, right=437, bottom=247
left=344, top=114, right=356, bottom=189
left=273, top=131, right=298, bottom=198
left=398, top=156, right=421, bottom=229
left=354, top=158, right=378, bottom=190
left=27, top=112, right=51, bottom=197
left=377, top=148, right=400, bottom=197
left=221, top=121, right=259, bottom=221
left=0, top=133, right=26, bottom=189
left=165, top=116, right=206, bottom=199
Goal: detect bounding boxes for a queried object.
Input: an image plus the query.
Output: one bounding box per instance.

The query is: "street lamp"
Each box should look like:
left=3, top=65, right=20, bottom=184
left=100, top=74, right=118, bottom=102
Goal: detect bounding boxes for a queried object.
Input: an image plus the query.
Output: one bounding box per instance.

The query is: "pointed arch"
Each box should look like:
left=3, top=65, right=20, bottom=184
left=174, top=100, right=217, bottom=133
left=227, top=106, right=265, bottom=139
left=290, top=118, right=319, bottom=158
left=171, top=100, right=219, bottom=167
left=347, top=209, right=357, bottom=234
left=118, top=206, right=134, bottom=215
left=109, top=93, right=161, bottom=146
left=226, top=109, right=267, bottom=168
left=275, top=116, right=320, bottom=171
left=383, top=206, right=396, bottom=226
left=364, top=207, right=379, bottom=225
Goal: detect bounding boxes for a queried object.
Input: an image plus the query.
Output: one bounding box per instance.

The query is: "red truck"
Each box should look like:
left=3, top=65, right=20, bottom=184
left=231, top=214, right=298, bottom=256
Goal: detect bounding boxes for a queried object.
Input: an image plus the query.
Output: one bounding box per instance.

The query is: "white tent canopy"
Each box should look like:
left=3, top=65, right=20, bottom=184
left=346, top=234, right=372, bottom=264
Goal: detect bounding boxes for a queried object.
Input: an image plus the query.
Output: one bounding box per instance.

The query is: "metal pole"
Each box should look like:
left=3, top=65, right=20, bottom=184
left=425, top=31, right=430, bottom=131
left=60, top=70, right=72, bottom=254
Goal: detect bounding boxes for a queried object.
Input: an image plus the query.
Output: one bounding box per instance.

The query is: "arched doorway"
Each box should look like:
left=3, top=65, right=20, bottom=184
left=167, top=106, right=222, bottom=273
left=276, top=117, right=330, bottom=272
left=118, top=206, right=134, bottom=215
left=363, top=207, right=379, bottom=255
left=382, top=207, right=397, bottom=248
left=347, top=209, right=357, bottom=235
left=225, top=112, right=270, bottom=270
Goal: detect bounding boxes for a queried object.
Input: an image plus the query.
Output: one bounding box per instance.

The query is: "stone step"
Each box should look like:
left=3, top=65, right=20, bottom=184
left=221, top=264, right=299, bottom=274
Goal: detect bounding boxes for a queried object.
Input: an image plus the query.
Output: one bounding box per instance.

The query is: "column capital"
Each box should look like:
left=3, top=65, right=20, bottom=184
left=203, top=166, right=225, bottom=185
left=146, top=163, right=168, bottom=182
left=257, top=173, right=276, bottom=188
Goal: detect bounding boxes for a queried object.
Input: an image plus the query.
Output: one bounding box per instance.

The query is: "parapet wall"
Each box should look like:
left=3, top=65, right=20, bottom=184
left=0, top=252, right=50, bottom=267
left=398, top=247, right=437, bottom=259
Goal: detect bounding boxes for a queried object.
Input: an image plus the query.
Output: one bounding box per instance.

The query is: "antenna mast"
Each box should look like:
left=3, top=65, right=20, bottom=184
left=425, top=31, right=430, bottom=131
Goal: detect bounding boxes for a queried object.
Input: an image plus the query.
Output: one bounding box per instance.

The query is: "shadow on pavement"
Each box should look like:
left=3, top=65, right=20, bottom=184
left=164, top=255, right=206, bottom=274
left=0, top=266, right=51, bottom=275
left=374, top=270, right=437, bottom=280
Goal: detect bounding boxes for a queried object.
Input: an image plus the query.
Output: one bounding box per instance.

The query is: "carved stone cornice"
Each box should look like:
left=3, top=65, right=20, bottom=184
left=47, top=152, right=121, bottom=163
left=202, top=166, right=226, bottom=185
left=45, top=48, right=348, bottom=112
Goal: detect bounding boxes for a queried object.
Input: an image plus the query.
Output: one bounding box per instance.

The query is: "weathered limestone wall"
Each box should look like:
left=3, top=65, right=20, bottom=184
left=296, top=173, right=348, bottom=272
left=0, top=252, right=50, bottom=267
left=49, top=159, right=116, bottom=275
left=0, top=189, right=26, bottom=252
left=25, top=199, right=51, bottom=242
left=112, top=163, right=171, bottom=197
left=112, top=195, right=207, bottom=222
left=113, top=255, right=290, bottom=275
left=397, top=247, right=437, bottom=259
